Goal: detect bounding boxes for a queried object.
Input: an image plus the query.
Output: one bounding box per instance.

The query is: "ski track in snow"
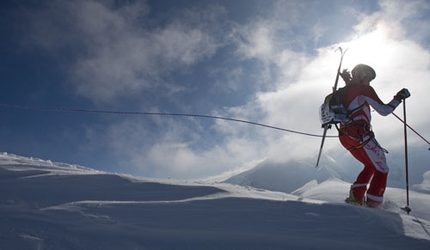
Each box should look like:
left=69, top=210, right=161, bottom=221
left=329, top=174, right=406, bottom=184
left=1, top=152, right=430, bottom=249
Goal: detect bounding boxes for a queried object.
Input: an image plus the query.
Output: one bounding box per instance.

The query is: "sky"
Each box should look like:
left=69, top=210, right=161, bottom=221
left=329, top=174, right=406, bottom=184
left=0, top=0, right=429, bottom=180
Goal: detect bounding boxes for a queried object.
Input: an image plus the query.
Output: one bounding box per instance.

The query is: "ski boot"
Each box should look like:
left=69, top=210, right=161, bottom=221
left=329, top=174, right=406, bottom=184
left=345, top=188, right=365, bottom=206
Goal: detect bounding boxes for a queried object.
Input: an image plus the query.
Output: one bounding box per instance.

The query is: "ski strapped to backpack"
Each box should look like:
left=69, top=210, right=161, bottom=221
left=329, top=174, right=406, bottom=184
left=315, top=47, right=347, bottom=168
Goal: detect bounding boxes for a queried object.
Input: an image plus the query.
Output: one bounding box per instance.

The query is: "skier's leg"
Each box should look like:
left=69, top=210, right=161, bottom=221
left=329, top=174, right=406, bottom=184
left=340, top=134, right=375, bottom=203
left=349, top=148, right=375, bottom=202
left=362, top=138, right=389, bottom=207
left=367, top=171, right=388, bottom=207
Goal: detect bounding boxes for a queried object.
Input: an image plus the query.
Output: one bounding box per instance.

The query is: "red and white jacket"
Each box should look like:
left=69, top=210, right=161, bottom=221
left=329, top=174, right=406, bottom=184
left=340, top=83, right=401, bottom=127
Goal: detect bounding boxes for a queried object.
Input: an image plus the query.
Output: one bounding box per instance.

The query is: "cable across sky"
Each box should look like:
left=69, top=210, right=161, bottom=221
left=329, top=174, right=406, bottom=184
left=0, top=103, right=337, bottom=139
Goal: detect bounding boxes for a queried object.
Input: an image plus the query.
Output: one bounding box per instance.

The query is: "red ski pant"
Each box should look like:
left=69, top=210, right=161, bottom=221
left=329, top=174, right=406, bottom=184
left=339, top=129, right=389, bottom=205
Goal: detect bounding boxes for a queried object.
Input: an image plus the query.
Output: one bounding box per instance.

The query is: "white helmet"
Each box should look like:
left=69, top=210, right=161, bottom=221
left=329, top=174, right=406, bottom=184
left=351, top=64, right=376, bottom=81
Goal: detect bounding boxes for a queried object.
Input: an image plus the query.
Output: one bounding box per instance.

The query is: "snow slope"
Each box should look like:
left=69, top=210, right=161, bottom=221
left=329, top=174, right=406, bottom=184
left=1, top=152, right=430, bottom=249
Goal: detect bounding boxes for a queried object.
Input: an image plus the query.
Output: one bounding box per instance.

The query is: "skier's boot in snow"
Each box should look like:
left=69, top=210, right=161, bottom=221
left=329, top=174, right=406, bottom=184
left=345, top=187, right=365, bottom=206
left=365, top=196, right=382, bottom=208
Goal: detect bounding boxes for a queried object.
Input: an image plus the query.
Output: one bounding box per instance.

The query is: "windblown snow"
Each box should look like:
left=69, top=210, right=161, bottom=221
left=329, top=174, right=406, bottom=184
left=1, top=152, right=429, bottom=249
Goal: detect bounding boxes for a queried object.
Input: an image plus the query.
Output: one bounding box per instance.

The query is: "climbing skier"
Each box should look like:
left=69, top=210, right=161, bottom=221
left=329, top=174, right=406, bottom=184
left=339, top=64, right=410, bottom=208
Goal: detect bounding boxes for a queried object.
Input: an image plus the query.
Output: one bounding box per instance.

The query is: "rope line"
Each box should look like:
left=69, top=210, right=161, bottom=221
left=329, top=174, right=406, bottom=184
left=0, top=103, right=338, bottom=138
left=392, top=112, right=430, bottom=147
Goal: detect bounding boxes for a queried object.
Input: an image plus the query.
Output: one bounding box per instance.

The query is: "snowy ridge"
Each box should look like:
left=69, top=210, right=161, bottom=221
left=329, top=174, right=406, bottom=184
left=0, top=152, right=101, bottom=176
left=1, top=152, right=430, bottom=249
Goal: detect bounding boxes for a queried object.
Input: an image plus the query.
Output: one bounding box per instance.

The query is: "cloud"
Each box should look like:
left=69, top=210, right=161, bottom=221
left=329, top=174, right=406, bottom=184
left=24, top=0, right=227, bottom=103
left=353, top=0, right=430, bottom=43
left=81, top=112, right=266, bottom=179
left=234, top=22, right=275, bottom=61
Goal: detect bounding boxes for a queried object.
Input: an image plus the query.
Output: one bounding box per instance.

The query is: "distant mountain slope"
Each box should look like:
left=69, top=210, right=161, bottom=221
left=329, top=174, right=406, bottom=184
left=224, top=159, right=335, bottom=193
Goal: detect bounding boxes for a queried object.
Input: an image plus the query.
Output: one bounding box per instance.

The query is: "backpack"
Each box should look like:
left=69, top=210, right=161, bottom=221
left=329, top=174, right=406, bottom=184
left=319, top=86, right=350, bottom=127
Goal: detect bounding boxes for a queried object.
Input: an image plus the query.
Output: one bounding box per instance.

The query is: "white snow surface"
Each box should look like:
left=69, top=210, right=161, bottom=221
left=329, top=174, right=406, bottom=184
left=1, top=152, right=430, bottom=249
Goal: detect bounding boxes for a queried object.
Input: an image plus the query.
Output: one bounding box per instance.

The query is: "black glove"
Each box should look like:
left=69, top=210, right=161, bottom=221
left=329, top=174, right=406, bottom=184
left=340, top=69, right=351, bottom=83
left=394, top=88, right=411, bottom=100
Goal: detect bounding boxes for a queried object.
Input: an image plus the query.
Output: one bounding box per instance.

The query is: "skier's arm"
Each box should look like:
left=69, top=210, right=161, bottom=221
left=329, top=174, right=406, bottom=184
left=362, top=86, right=400, bottom=116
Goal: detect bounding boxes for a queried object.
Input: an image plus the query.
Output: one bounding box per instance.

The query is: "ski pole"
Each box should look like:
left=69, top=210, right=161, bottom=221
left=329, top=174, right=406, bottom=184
left=401, top=99, right=411, bottom=214
left=392, top=112, right=430, bottom=150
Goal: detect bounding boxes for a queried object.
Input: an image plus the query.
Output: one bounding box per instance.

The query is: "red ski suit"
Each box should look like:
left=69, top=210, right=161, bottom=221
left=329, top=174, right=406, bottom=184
left=338, top=83, right=401, bottom=206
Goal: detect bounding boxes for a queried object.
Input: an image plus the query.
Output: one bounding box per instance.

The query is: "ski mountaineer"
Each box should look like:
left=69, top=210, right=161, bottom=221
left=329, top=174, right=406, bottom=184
left=338, top=64, right=410, bottom=208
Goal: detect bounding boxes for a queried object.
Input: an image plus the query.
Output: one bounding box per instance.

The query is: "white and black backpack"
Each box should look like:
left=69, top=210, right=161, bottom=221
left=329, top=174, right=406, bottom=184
left=319, top=86, right=351, bottom=127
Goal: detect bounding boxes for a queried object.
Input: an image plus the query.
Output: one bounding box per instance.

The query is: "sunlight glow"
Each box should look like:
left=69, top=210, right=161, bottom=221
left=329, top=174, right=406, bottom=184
left=340, top=27, right=395, bottom=68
